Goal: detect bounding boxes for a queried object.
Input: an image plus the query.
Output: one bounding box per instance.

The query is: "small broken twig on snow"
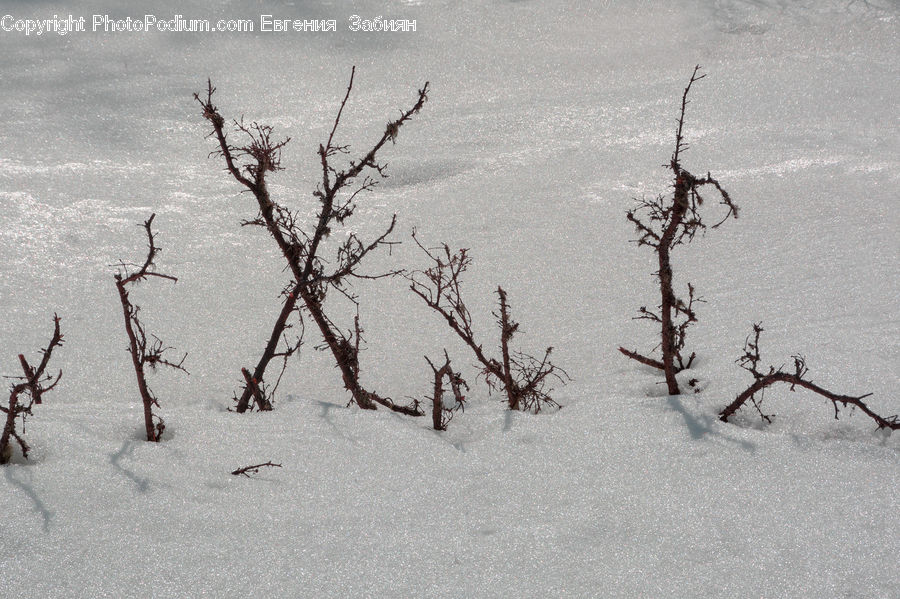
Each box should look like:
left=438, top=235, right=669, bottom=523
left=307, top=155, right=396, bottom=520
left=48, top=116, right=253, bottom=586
left=231, top=461, right=283, bottom=477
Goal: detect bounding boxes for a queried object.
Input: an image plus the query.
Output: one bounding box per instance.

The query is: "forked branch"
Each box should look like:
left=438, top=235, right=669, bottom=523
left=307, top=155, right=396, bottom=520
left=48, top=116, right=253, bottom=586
left=197, top=68, right=428, bottom=416
left=719, top=324, right=898, bottom=430
left=622, top=66, right=737, bottom=395
left=1, top=315, right=64, bottom=464
left=409, top=232, right=568, bottom=413
left=424, top=351, right=468, bottom=430
left=115, top=214, right=187, bottom=442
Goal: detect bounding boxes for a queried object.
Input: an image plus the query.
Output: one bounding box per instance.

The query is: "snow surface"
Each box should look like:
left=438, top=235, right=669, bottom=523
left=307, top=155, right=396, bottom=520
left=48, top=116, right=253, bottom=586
left=1, top=0, right=898, bottom=597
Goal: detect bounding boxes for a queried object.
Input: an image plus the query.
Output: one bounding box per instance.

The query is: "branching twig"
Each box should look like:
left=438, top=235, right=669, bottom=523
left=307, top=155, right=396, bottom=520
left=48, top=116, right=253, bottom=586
left=719, top=324, right=898, bottom=430
left=622, top=66, right=737, bottom=395
left=198, top=68, right=428, bottom=415
left=115, top=214, right=187, bottom=442
left=1, top=315, right=64, bottom=464
left=409, top=233, right=568, bottom=413
left=231, top=461, right=282, bottom=477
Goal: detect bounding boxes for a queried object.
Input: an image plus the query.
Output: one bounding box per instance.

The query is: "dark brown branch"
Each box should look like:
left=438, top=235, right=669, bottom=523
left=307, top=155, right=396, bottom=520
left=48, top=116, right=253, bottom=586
left=233, top=284, right=302, bottom=412
left=424, top=351, right=468, bottom=431
left=622, top=66, right=737, bottom=395
left=618, top=347, right=665, bottom=370
left=314, top=214, right=399, bottom=286
left=324, top=66, right=355, bottom=159
left=497, top=288, right=518, bottom=410
left=408, top=237, right=501, bottom=380
left=409, top=235, right=567, bottom=413
left=195, top=80, right=262, bottom=192
left=671, top=66, right=706, bottom=167
left=114, top=215, right=178, bottom=287
left=1, top=315, right=63, bottom=464
left=719, top=324, right=898, bottom=430
left=231, top=461, right=282, bottom=477
left=115, top=214, right=186, bottom=442
left=240, top=368, right=268, bottom=413
left=198, top=69, right=427, bottom=415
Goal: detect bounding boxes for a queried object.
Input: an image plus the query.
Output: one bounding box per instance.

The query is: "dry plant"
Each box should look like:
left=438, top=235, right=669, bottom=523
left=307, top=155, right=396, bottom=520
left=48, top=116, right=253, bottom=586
left=231, top=461, right=282, bottom=477
left=424, top=351, right=468, bottom=430
left=197, top=67, right=427, bottom=415
left=719, top=323, right=898, bottom=430
left=1, top=315, right=64, bottom=464
left=409, top=232, right=567, bottom=413
left=619, top=66, right=738, bottom=395
left=114, top=214, right=187, bottom=442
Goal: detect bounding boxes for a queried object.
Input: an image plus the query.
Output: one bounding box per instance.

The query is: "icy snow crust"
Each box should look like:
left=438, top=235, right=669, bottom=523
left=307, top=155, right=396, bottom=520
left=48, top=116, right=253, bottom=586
left=0, top=0, right=898, bottom=597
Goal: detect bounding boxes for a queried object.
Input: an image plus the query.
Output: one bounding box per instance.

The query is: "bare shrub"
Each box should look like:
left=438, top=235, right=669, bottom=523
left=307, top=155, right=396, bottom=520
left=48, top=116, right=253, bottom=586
left=619, top=66, right=738, bottom=395
left=719, top=323, right=898, bottom=430
left=409, top=233, right=567, bottom=413
left=114, top=214, right=187, bottom=442
left=197, top=68, right=427, bottom=415
left=1, top=315, right=64, bottom=464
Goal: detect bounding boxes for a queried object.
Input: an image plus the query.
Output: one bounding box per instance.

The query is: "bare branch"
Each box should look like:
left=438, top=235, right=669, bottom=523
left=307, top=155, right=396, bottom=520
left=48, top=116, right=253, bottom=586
left=114, top=214, right=178, bottom=286
left=199, top=70, right=427, bottom=415
left=233, top=285, right=302, bottom=412
left=672, top=65, right=706, bottom=168
left=2, top=315, right=64, bottom=464
left=231, top=461, right=282, bottom=477
left=115, top=214, right=186, bottom=441
left=618, top=347, right=665, bottom=371
left=720, top=324, right=898, bottom=430
left=622, top=66, right=737, bottom=395
left=409, top=234, right=567, bottom=413
left=424, top=351, right=469, bottom=430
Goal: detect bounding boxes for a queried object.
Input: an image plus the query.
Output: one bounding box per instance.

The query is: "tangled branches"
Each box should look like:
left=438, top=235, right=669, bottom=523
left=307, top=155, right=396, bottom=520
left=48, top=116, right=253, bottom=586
left=1, top=315, right=64, bottom=464
left=197, top=68, right=428, bottom=415
left=409, top=232, right=568, bottom=413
